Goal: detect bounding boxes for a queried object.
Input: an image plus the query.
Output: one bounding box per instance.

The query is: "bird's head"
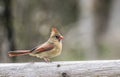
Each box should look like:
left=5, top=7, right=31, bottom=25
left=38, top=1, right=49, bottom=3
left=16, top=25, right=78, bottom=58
left=49, top=27, right=64, bottom=42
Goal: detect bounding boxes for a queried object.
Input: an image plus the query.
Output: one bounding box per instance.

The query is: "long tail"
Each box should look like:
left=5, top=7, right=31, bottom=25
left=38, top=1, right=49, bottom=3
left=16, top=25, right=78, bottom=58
left=8, top=50, right=31, bottom=57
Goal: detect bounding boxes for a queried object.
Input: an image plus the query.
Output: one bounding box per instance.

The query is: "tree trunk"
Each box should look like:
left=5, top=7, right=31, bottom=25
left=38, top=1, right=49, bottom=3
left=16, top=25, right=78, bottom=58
left=0, top=0, right=15, bottom=63
left=93, top=0, right=112, bottom=59
left=78, top=0, right=99, bottom=59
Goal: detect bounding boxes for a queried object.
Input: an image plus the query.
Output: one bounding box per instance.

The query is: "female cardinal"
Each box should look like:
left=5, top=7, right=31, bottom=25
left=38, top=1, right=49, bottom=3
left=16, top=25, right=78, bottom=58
left=8, top=27, right=63, bottom=62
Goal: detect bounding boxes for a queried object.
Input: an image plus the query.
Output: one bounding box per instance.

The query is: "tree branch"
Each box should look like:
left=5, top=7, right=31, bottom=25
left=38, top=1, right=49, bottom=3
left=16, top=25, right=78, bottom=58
left=0, top=60, right=120, bottom=77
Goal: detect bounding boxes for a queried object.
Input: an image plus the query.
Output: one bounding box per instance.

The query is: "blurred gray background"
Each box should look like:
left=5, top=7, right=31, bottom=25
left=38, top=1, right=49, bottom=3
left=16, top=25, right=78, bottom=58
left=0, top=0, right=120, bottom=63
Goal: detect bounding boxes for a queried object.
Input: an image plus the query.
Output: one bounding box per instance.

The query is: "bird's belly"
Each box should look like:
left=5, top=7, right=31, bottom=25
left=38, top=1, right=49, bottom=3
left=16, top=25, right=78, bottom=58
left=48, top=48, right=62, bottom=58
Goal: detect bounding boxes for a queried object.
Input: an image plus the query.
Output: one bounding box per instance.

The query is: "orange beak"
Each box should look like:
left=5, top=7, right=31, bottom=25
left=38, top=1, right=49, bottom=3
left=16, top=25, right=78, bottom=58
left=59, top=36, right=64, bottom=40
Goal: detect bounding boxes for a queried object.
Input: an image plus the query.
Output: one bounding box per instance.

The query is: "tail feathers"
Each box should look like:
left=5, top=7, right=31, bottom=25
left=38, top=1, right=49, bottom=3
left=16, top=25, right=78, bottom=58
left=8, top=50, right=30, bottom=57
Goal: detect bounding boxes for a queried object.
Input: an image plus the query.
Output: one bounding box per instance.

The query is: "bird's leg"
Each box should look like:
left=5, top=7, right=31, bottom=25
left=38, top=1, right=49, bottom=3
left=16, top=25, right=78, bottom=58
left=43, top=57, right=51, bottom=63
left=47, top=58, right=51, bottom=63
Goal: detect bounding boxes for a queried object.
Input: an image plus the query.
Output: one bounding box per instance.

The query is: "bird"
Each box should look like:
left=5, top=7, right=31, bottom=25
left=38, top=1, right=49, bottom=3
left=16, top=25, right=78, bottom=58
left=8, top=27, right=64, bottom=62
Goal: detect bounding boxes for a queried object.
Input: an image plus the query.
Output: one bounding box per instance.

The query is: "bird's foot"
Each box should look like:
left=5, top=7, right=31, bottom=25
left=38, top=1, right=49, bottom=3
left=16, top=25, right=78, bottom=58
left=43, top=58, right=51, bottom=63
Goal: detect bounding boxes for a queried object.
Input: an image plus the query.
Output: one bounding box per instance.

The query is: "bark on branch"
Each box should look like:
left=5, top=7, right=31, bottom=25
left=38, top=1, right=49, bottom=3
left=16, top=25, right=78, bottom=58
left=0, top=60, right=120, bottom=77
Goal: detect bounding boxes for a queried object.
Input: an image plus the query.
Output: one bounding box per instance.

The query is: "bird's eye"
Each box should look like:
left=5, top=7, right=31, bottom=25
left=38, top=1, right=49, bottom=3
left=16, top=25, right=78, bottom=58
left=55, top=35, right=59, bottom=39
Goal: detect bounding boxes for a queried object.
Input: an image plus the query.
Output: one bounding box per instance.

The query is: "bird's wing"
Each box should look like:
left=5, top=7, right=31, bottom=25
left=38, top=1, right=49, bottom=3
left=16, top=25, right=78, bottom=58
left=31, top=43, right=55, bottom=54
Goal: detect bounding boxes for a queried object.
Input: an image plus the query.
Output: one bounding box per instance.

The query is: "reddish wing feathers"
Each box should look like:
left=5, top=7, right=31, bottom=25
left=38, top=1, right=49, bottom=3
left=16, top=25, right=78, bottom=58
left=34, top=43, right=55, bottom=54
left=8, top=44, right=55, bottom=57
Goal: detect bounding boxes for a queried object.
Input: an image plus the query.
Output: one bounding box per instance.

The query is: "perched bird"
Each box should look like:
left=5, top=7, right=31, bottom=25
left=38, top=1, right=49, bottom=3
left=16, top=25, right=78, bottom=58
left=8, top=27, right=63, bottom=62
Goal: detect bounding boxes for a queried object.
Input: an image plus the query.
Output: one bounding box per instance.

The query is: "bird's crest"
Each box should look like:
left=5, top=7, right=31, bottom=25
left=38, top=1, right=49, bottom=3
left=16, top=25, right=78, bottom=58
left=52, top=27, right=58, bottom=33
left=50, top=27, right=61, bottom=37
